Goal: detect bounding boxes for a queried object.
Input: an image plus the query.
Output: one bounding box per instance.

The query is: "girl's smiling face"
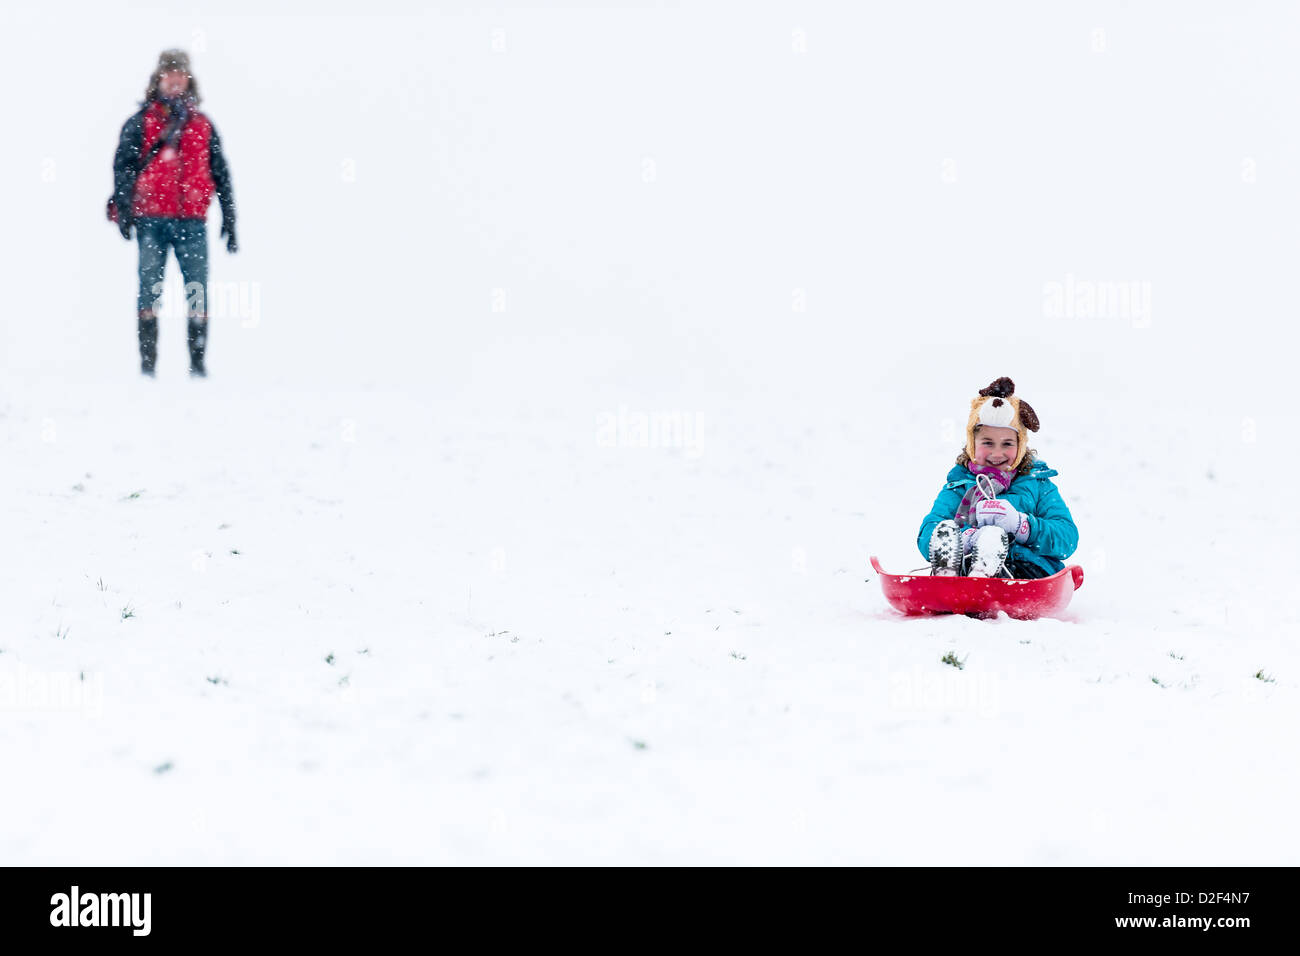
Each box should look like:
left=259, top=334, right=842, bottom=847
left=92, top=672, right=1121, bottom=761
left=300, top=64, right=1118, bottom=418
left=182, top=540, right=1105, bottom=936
left=973, top=425, right=1019, bottom=471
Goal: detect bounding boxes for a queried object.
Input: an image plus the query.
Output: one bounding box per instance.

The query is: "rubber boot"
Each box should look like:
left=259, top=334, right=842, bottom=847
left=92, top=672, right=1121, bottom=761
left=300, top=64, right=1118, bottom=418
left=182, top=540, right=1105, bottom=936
left=187, top=317, right=208, bottom=377
left=138, top=313, right=158, bottom=377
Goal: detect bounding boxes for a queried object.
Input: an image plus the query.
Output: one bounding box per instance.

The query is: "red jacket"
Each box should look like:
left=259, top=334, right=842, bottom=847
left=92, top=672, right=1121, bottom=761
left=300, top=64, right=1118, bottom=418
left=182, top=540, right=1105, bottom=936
left=113, top=99, right=235, bottom=223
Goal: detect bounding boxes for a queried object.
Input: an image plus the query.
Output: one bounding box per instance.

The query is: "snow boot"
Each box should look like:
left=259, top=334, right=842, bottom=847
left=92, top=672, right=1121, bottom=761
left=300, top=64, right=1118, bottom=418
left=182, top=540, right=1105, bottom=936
left=187, top=317, right=208, bottom=377
left=928, top=520, right=963, bottom=576
left=138, top=314, right=158, bottom=377
left=966, top=526, right=1011, bottom=578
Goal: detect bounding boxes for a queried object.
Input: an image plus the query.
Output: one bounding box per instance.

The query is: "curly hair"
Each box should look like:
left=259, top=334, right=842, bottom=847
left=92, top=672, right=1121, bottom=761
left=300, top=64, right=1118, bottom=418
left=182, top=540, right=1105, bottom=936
left=957, top=425, right=1036, bottom=476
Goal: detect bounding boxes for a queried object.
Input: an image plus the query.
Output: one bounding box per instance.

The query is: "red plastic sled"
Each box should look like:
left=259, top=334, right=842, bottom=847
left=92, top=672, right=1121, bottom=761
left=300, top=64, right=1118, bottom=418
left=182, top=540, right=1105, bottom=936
left=870, top=556, right=1084, bottom=620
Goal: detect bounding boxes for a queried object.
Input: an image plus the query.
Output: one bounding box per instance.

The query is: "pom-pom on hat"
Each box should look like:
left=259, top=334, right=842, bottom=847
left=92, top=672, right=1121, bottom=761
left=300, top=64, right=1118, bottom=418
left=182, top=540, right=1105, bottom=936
left=965, top=377, right=1039, bottom=469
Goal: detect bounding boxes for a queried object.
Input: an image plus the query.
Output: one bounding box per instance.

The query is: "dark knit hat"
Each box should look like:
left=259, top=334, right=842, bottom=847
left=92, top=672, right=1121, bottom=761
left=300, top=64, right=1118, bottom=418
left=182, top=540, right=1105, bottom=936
left=157, top=49, right=191, bottom=73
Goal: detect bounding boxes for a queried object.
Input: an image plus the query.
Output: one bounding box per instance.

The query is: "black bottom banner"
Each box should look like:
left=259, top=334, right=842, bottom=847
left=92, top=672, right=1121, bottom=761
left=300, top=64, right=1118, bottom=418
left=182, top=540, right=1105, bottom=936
left=0, top=865, right=1290, bottom=944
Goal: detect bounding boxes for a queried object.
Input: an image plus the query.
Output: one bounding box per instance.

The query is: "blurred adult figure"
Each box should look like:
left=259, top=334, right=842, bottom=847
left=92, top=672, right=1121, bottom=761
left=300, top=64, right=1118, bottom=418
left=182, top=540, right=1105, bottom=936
left=110, top=49, right=236, bottom=376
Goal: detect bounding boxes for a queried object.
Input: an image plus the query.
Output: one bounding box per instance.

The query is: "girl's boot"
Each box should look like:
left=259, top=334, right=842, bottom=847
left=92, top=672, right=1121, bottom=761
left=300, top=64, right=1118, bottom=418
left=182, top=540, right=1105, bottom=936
left=928, top=520, right=963, bottom=576
left=966, top=526, right=1011, bottom=578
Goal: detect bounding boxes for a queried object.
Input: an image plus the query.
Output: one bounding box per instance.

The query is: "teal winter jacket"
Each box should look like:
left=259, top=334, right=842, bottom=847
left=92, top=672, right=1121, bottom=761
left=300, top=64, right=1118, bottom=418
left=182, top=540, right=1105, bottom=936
left=916, top=460, right=1079, bottom=576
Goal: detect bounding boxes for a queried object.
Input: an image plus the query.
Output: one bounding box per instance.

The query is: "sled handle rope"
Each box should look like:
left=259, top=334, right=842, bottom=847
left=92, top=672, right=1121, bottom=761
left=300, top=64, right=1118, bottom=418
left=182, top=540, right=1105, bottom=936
left=975, top=472, right=999, bottom=503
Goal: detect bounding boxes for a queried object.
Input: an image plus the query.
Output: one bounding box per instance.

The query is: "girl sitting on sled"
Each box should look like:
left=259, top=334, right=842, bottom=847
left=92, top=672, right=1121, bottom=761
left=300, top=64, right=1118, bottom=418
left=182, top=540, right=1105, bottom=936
left=919, top=377, right=1079, bottom=578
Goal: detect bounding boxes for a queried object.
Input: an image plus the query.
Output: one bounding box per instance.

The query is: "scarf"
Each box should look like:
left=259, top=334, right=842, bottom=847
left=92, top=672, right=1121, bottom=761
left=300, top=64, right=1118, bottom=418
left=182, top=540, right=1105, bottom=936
left=157, top=95, right=195, bottom=150
left=954, top=463, right=1015, bottom=529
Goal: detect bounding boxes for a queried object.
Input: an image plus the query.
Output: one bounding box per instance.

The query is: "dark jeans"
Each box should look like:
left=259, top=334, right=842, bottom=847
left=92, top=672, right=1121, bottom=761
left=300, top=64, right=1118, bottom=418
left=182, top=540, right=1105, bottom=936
left=136, top=217, right=208, bottom=318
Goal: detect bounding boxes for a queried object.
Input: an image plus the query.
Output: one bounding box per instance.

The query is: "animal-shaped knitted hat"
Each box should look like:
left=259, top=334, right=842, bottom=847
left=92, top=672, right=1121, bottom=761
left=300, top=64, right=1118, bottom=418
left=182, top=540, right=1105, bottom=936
left=965, top=377, right=1039, bottom=469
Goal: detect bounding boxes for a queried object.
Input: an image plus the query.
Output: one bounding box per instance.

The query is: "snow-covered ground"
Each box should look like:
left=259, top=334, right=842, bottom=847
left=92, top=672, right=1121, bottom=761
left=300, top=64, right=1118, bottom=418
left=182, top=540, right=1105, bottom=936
left=2, top=2, right=1298, bottom=864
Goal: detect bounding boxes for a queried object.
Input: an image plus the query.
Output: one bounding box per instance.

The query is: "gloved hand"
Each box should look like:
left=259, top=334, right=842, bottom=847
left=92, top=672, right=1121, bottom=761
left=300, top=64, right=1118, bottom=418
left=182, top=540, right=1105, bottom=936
left=974, top=499, right=1030, bottom=543
left=118, top=215, right=133, bottom=241
left=221, top=218, right=237, bottom=253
